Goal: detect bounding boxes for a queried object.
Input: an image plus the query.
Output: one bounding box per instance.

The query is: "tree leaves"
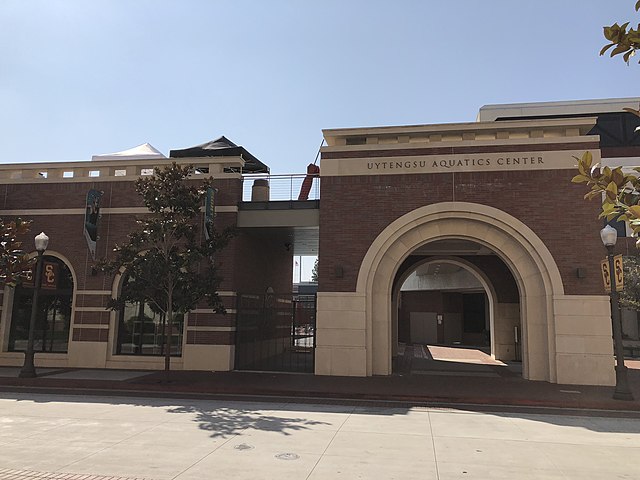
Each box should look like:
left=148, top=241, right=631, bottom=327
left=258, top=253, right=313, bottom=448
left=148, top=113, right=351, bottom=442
left=0, top=218, right=34, bottom=287
left=97, top=163, right=233, bottom=370
left=619, top=255, right=640, bottom=310
left=601, top=8, right=640, bottom=63
left=574, top=150, right=640, bottom=245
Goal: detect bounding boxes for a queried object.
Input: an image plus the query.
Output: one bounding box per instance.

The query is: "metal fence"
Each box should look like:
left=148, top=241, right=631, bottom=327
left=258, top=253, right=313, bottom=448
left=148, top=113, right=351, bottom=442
left=235, top=293, right=316, bottom=373
left=242, top=174, right=320, bottom=202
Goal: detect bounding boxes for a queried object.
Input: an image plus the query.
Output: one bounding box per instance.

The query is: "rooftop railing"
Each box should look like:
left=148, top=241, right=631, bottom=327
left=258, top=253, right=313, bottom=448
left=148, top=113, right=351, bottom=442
left=242, top=173, right=320, bottom=202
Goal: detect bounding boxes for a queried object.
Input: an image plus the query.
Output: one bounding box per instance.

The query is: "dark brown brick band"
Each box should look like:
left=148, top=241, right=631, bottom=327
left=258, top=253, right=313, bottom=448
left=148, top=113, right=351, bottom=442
left=187, top=313, right=236, bottom=327
left=72, top=328, right=108, bottom=342
left=74, top=310, right=111, bottom=325
left=186, top=331, right=234, bottom=345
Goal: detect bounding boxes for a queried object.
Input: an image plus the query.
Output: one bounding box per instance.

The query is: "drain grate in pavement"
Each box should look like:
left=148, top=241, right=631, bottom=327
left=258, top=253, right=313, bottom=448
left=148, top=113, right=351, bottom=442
left=0, top=468, right=155, bottom=480
left=275, top=453, right=300, bottom=461
left=234, top=443, right=255, bottom=451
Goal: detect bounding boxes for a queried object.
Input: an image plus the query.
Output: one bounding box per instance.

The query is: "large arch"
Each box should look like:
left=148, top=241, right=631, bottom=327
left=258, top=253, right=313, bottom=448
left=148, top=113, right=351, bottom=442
left=316, top=202, right=614, bottom=384
left=390, top=255, right=501, bottom=361
left=356, top=202, right=564, bottom=381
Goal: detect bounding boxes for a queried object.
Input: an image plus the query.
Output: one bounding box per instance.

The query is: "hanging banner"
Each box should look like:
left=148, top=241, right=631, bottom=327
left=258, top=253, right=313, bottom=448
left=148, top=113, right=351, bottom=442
left=601, top=258, right=611, bottom=293
left=23, top=260, right=57, bottom=289
left=614, top=254, right=624, bottom=292
left=84, top=189, right=103, bottom=260
left=41, top=261, right=58, bottom=289
left=204, top=187, right=216, bottom=241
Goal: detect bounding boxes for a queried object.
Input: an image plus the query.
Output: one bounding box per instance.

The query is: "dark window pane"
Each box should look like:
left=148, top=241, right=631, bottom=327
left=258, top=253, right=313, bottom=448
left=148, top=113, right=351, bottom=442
left=115, top=276, right=183, bottom=356
left=8, top=256, right=73, bottom=353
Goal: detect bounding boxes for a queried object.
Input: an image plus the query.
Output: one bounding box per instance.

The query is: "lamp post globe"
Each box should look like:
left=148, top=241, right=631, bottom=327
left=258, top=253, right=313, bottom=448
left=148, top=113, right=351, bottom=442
left=600, top=225, right=634, bottom=401
left=18, top=232, right=48, bottom=379
left=600, top=224, right=618, bottom=247
left=34, top=232, right=49, bottom=252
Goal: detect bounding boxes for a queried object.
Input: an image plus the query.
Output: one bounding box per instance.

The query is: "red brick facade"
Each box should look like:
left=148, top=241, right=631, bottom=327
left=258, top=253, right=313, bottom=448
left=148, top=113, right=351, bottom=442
left=1, top=175, right=292, bottom=351
left=318, top=169, right=605, bottom=296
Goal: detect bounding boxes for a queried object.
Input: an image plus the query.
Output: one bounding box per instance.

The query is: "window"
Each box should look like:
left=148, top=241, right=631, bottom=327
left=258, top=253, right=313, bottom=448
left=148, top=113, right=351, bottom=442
left=63, top=171, right=74, bottom=178
left=140, top=168, right=154, bottom=176
left=89, top=170, right=100, bottom=178
left=8, top=256, right=73, bottom=353
left=115, top=277, right=184, bottom=356
left=114, top=169, right=127, bottom=177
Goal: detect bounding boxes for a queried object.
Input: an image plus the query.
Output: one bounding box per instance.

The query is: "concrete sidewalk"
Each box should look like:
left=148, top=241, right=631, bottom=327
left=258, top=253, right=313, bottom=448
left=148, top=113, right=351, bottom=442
left=1, top=360, right=640, bottom=413
left=3, top=392, right=640, bottom=480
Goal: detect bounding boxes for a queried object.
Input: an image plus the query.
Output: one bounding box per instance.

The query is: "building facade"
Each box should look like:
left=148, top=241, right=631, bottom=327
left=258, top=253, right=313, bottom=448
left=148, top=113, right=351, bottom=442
left=315, top=99, right=640, bottom=386
left=2, top=99, right=639, bottom=386
left=0, top=142, right=294, bottom=372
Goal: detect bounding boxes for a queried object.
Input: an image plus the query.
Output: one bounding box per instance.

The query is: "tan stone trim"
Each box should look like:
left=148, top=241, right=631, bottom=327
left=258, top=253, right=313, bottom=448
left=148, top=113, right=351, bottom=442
left=186, top=326, right=235, bottom=332
left=0, top=174, right=242, bottom=185
left=320, top=149, right=598, bottom=177
left=322, top=117, right=597, bottom=139
left=0, top=206, right=239, bottom=216
left=72, top=324, right=109, bottom=329
left=191, top=308, right=237, bottom=314
left=76, top=290, right=111, bottom=295
left=74, top=306, right=109, bottom=312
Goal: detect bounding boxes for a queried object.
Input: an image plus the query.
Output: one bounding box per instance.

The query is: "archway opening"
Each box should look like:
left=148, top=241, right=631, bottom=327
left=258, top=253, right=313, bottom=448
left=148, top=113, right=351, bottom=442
left=8, top=255, right=73, bottom=353
left=390, top=239, right=522, bottom=377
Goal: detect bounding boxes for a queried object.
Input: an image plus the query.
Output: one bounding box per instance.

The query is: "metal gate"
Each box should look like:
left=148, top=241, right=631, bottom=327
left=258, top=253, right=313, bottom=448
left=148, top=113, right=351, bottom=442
left=235, top=292, right=316, bottom=373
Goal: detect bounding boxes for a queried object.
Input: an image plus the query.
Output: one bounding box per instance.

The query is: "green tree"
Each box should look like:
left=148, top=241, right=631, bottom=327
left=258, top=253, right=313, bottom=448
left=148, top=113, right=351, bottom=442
left=572, top=151, right=640, bottom=245
left=311, top=258, right=318, bottom=283
left=0, top=218, right=33, bottom=287
left=100, top=163, right=232, bottom=372
left=574, top=2, right=640, bottom=237
left=601, top=1, right=640, bottom=63
left=620, top=255, right=640, bottom=311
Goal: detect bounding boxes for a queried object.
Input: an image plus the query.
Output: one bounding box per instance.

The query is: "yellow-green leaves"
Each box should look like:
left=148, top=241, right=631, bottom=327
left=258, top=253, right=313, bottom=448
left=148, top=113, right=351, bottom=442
left=0, top=217, right=34, bottom=287
left=601, top=6, right=640, bottom=64
left=629, top=205, right=640, bottom=218
left=573, top=150, right=640, bottom=246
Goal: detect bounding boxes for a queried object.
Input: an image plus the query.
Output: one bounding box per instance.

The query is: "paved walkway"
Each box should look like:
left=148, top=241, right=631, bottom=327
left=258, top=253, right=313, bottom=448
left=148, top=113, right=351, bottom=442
left=0, top=392, right=639, bottom=480
left=1, top=367, right=639, bottom=413
left=0, top=347, right=639, bottom=412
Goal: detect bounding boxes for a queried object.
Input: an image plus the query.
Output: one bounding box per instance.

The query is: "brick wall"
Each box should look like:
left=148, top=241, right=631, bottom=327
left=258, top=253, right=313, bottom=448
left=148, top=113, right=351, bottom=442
left=0, top=176, right=277, bottom=350
left=318, top=169, right=604, bottom=296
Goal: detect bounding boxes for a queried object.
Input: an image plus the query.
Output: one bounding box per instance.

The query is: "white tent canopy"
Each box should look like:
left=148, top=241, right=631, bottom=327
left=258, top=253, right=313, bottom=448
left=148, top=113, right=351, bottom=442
left=91, top=143, right=166, bottom=161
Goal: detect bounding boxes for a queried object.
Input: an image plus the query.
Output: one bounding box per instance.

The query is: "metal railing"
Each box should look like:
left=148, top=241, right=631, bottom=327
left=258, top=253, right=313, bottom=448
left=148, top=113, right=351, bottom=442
left=242, top=173, right=320, bottom=202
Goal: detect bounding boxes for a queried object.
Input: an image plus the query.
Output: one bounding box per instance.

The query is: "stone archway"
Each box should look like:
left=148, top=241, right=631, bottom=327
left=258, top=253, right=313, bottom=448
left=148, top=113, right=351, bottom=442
left=315, top=202, right=615, bottom=385
left=357, top=202, right=564, bottom=381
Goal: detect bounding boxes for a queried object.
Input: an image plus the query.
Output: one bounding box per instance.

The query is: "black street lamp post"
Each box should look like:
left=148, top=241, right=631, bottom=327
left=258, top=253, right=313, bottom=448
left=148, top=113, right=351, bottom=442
left=600, top=225, right=634, bottom=401
left=18, top=232, right=49, bottom=379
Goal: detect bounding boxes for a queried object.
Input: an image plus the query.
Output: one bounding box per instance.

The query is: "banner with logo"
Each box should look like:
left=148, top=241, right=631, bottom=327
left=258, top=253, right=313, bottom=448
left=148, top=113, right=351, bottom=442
left=204, top=187, right=216, bottom=241
left=84, top=189, right=103, bottom=260
left=23, top=260, right=57, bottom=289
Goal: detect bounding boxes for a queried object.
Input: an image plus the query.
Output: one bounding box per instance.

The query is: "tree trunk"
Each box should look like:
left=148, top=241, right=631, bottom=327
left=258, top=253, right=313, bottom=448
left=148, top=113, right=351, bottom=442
left=165, top=291, right=172, bottom=374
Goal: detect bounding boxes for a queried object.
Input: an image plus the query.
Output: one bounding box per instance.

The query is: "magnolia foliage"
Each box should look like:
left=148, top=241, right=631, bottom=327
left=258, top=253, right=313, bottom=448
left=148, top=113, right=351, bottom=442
left=99, top=163, right=231, bottom=370
left=572, top=151, right=640, bottom=247
left=601, top=1, right=640, bottom=63
left=0, top=218, right=33, bottom=287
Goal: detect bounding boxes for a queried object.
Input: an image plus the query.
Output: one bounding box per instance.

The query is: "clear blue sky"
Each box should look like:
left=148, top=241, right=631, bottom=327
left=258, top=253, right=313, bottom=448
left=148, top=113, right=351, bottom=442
left=1, top=1, right=639, bottom=173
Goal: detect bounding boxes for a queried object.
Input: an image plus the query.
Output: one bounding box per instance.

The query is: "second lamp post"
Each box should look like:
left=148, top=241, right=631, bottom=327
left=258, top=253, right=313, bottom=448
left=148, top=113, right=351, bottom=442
left=18, top=231, right=49, bottom=379
left=600, top=225, right=634, bottom=401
